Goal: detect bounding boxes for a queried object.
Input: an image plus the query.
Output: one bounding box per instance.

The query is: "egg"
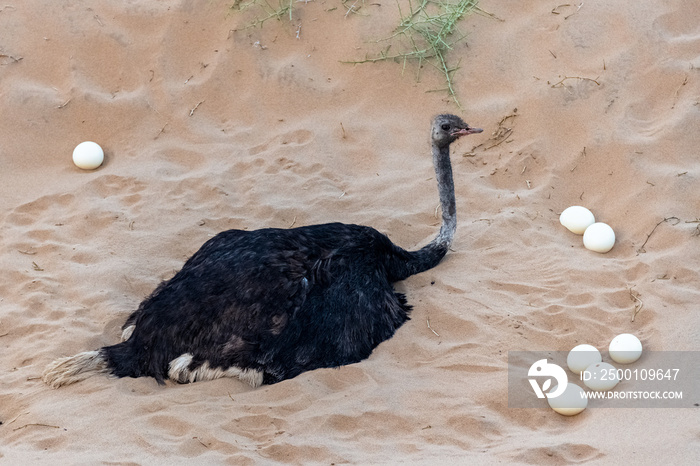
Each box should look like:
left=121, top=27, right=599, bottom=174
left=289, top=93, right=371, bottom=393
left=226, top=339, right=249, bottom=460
left=583, top=222, right=615, bottom=253
left=567, top=344, right=602, bottom=375
left=559, top=206, right=595, bottom=234
left=609, top=333, right=642, bottom=364
left=582, top=362, right=619, bottom=391
left=547, top=383, right=588, bottom=416
left=73, top=141, right=104, bottom=170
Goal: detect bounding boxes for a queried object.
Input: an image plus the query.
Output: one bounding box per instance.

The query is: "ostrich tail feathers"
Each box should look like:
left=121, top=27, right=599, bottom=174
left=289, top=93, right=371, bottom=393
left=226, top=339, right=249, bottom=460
left=42, top=350, right=109, bottom=389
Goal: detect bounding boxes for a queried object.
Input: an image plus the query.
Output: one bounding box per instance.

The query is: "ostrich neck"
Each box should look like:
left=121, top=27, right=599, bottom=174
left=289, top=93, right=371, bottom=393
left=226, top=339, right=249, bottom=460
left=386, top=139, right=457, bottom=282
left=385, top=141, right=457, bottom=282
left=431, top=143, right=457, bottom=248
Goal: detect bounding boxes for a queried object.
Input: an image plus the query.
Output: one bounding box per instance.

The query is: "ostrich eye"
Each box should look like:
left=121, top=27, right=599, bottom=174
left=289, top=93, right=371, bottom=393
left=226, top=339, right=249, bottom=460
left=441, top=123, right=451, bottom=131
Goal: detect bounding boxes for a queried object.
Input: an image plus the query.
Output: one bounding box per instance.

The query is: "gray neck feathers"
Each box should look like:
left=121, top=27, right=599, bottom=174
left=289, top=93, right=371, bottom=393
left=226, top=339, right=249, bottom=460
left=387, top=141, right=457, bottom=281
left=431, top=143, right=457, bottom=249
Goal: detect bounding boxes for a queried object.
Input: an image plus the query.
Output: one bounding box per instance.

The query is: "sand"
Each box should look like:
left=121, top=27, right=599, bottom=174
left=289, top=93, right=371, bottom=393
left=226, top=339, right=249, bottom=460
left=1, top=0, right=699, bottom=464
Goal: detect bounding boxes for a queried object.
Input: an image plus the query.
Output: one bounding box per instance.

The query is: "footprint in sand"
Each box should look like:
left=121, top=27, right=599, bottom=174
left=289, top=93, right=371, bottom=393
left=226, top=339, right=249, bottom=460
left=152, top=147, right=209, bottom=180
left=248, top=130, right=314, bottom=156
left=86, top=174, right=147, bottom=199
left=620, top=97, right=675, bottom=141
left=3, top=175, right=146, bottom=259
left=653, top=1, right=700, bottom=47
left=5, top=193, right=76, bottom=227
left=512, top=443, right=605, bottom=464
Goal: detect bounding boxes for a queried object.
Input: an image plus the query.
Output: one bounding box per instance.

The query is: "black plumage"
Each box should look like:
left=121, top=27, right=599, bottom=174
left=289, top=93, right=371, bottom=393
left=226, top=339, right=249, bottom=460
left=42, top=114, right=483, bottom=388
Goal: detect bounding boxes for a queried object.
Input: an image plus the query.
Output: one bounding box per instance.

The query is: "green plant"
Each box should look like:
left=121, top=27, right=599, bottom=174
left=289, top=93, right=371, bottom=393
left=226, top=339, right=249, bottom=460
left=347, top=0, right=481, bottom=107
left=230, top=0, right=484, bottom=107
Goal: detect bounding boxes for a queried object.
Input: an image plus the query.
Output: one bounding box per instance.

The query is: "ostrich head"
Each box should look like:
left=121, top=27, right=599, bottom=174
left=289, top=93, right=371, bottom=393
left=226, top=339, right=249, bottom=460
left=431, top=114, right=483, bottom=149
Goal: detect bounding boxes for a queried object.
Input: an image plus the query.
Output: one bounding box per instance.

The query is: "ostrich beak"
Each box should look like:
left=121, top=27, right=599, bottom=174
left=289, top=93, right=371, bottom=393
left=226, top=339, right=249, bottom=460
left=452, top=127, right=483, bottom=137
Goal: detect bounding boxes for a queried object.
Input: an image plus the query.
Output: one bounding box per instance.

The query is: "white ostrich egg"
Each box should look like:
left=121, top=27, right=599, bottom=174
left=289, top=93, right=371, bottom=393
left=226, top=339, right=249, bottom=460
left=559, top=206, right=595, bottom=234
left=582, top=362, right=620, bottom=391
left=547, top=383, right=588, bottom=416
left=567, top=344, right=602, bottom=375
left=583, top=222, right=615, bottom=253
left=73, top=141, right=104, bottom=170
left=609, top=333, right=643, bottom=364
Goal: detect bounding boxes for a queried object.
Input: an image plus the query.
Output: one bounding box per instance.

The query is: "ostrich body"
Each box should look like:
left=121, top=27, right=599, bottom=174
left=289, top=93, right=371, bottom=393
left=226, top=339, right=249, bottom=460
left=43, top=114, right=483, bottom=388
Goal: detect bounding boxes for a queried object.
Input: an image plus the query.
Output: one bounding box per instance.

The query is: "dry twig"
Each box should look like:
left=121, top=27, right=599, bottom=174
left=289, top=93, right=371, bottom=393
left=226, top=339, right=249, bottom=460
left=638, top=217, right=680, bottom=253
left=0, top=53, right=22, bottom=64
left=465, top=111, right=517, bottom=155
left=155, top=123, right=168, bottom=139
left=13, top=423, right=60, bottom=432
left=686, top=218, right=700, bottom=237
left=193, top=436, right=209, bottom=448
left=552, top=3, right=584, bottom=19
left=629, top=288, right=644, bottom=322
left=57, top=98, right=72, bottom=109
left=551, top=75, right=600, bottom=88
left=427, top=318, right=439, bottom=337
left=671, top=75, right=688, bottom=109
left=189, top=101, right=204, bottom=116
left=7, top=412, right=29, bottom=425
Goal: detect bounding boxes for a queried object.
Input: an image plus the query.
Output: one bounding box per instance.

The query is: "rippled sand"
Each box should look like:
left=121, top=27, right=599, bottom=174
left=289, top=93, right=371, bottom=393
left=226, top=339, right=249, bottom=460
left=1, top=1, right=698, bottom=463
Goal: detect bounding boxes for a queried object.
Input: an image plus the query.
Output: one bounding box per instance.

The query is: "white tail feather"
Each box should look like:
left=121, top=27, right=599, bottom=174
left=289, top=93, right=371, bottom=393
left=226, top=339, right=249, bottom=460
left=42, top=350, right=108, bottom=389
left=121, top=324, right=135, bottom=341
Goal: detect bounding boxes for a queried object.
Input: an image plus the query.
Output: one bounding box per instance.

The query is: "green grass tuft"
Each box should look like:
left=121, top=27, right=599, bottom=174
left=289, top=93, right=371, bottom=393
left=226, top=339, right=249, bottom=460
left=230, top=0, right=484, bottom=107
left=230, top=0, right=296, bottom=29
left=347, top=0, right=481, bottom=108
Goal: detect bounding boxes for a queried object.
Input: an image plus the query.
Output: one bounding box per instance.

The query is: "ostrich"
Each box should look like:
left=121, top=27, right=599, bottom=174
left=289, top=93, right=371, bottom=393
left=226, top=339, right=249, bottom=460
left=42, top=114, right=483, bottom=389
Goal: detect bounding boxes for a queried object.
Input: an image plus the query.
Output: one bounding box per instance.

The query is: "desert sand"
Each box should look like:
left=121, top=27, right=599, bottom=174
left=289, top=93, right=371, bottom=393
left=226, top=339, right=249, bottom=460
left=1, top=0, right=699, bottom=464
